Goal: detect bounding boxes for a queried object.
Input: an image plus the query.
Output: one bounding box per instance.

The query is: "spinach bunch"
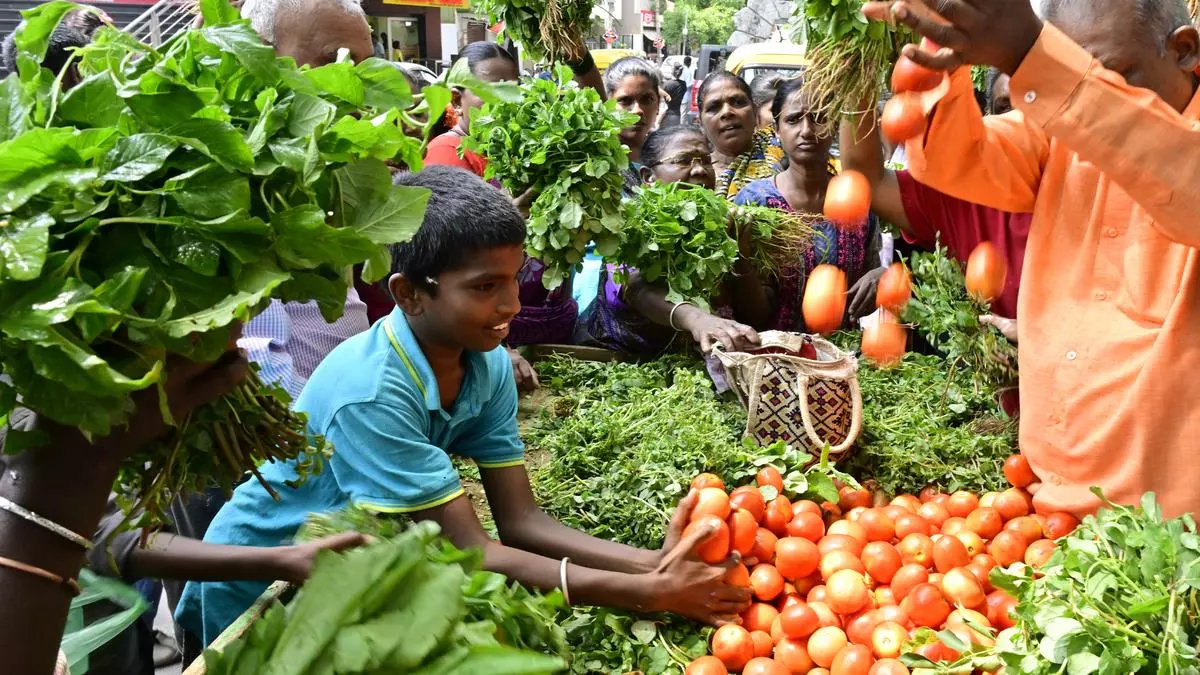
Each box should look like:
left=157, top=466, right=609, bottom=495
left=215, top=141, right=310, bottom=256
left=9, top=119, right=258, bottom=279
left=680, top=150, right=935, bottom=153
left=473, top=0, right=594, bottom=63
left=204, top=521, right=567, bottom=675
left=612, top=182, right=739, bottom=311
left=464, top=68, right=636, bottom=290
left=0, top=0, right=436, bottom=525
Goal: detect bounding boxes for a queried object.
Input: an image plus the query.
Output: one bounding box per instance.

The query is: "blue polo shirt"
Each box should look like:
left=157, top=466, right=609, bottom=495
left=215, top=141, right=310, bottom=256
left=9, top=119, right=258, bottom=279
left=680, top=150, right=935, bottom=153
left=175, top=307, right=525, bottom=645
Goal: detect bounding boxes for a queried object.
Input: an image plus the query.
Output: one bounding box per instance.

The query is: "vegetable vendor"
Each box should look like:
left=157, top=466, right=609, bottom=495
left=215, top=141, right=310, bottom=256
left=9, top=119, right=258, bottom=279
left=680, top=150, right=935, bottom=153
left=177, top=167, right=753, bottom=646
left=864, top=0, right=1200, bottom=518
left=698, top=71, right=785, bottom=199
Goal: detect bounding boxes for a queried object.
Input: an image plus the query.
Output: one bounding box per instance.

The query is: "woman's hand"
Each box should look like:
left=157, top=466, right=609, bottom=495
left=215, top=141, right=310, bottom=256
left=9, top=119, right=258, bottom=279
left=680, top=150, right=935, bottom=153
left=847, top=266, right=887, bottom=322
left=273, top=532, right=372, bottom=584
left=980, top=314, right=1017, bottom=343
left=677, top=308, right=761, bottom=353
left=507, top=347, right=540, bottom=394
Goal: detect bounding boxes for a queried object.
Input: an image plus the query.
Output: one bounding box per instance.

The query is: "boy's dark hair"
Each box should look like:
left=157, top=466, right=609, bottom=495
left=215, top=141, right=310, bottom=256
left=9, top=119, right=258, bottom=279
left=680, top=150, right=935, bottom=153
left=0, top=9, right=104, bottom=75
left=640, top=126, right=709, bottom=168
left=388, top=166, right=525, bottom=294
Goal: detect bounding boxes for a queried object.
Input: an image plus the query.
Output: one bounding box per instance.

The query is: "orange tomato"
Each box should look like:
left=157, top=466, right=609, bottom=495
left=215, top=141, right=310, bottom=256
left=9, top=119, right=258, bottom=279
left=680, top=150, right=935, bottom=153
left=978, top=492, right=999, bottom=510
left=889, top=563, right=928, bottom=602
left=881, top=505, right=910, bottom=523
left=771, top=615, right=786, bottom=643
left=965, top=241, right=1008, bottom=303
left=794, top=499, right=822, bottom=516
left=965, top=561, right=995, bottom=594
left=955, top=531, right=986, bottom=557
left=994, top=488, right=1030, bottom=521
left=897, top=533, right=934, bottom=568
left=807, top=585, right=828, bottom=604
left=891, top=52, right=942, bottom=92
left=774, top=637, right=815, bottom=673
left=1005, top=516, right=1044, bottom=544
left=874, top=586, right=897, bottom=607
left=819, top=534, right=865, bottom=558
left=931, top=535, right=970, bottom=573
left=826, top=569, right=870, bottom=615
left=730, top=486, right=768, bottom=523
left=751, top=564, right=786, bottom=602
left=820, top=549, right=866, bottom=580
left=875, top=262, right=912, bottom=314
left=780, top=601, right=821, bottom=639
left=823, top=171, right=872, bottom=228
left=775, top=537, right=821, bottom=581
left=828, top=519, right=868, bottom=545
left=787, top=511, right=826, bottom=542
left=940, top=567, right=986, bottom=609
left=757, top=466, right=785, bottom=492
left=684, top=514, right=730, bottom=563
left=889, top=494, right=922, bottom=513
left=880, top=92, right=926, bottom=144
left=1002, top=455, right=1034, bottom=488
left=809, top=600, right=841, bottom=628
left=869, top=658, right=910, bottom=675
left=839, top=486, right=874, bottom=511
left=1025, top=538, right=1056, bottom=568
left=857, top=509, right=896, bottom=543
left=874, top=603, right=909, bottom=628
left=726, top=562, right=751, bottom=587
left=730, top=509, right=759, bottom=556
left=861, top=541, right=903, bottom=584
left=831, top=644, right=875, bottom=675
left=692, top=473, right=726, bottom=491
left=742, top=656, right=789, bottom=675
left=765, top=498, right=794, bottom=537
left=712, top=624, right=755, bottom=671
left=988, top=530, right=1028, bottom=567
left=807, top=626, right=849, bottom=668
left=743, top=602, right=781, bottom=634
left=686, top=655, right=729, bottom=675
left=869, top=621, right=908, bottom=659
left=845, top=609, right=882, bottom=646
left=965, top=508, right=1003, bottom=539
left=894, top=514, right=931, bottom=539
left=940, top=516, right=967, bottom=536
left=803, top=264, right=848, bottom=334
left=862, top=312, right=908, bottom=368
left=946, top=492, right=979, bottom=518
left=917, top=502, right=949, bottom=529
left=692, top=487, right=732, bottom=522
left=985, top=590, right=1018, bottom=629
left=750, top=630, right=774, bottom=658
left=1044, top=512, right=1080, bottom=540
left=904, top=582, right=951, bottom=628
left=750, top=527, right=778, bottom=563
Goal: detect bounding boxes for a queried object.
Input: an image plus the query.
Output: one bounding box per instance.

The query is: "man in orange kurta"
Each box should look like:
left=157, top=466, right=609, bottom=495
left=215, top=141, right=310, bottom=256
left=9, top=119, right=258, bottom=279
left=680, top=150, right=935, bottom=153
left=867, top=0, right=1200, bottom=518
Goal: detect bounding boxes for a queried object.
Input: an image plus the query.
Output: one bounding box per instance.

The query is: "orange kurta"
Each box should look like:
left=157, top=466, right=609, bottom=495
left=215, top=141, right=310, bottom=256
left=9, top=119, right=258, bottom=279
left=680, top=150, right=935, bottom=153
left=906, top=24, right=1200, bottom=519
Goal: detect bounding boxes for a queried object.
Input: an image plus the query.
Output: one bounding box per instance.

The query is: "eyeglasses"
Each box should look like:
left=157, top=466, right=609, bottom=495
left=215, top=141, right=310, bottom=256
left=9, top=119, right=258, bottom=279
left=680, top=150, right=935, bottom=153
left=657, top=153, right=714, bottom=170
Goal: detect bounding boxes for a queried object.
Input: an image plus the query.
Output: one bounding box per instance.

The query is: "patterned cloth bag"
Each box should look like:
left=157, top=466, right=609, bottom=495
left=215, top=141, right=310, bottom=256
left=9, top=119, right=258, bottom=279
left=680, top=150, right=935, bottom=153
left=712, top=332, right=862, bottom=463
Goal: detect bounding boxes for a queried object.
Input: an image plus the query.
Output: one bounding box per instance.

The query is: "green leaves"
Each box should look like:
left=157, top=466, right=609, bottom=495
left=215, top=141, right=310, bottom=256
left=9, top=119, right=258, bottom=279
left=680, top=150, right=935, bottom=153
left=332, top=159, right=428, bottom=245
left=0, top=213, right=53, bottom=280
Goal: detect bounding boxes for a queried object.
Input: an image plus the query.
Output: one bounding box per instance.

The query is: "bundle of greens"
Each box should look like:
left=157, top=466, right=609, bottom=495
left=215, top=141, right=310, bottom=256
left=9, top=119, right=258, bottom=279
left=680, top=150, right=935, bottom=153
left=0, top=0, right=433, bottom=526
left=734, top=204, right=822, bottom=280
left=204, top=521, right=567, bottom=675
left=794, top=0, right=913, bottom=120
left=473, top=0, right=594, bottom=63
left=902, top=244, right=1018, bottom=396
left=463, top=68, right=636, bottom=290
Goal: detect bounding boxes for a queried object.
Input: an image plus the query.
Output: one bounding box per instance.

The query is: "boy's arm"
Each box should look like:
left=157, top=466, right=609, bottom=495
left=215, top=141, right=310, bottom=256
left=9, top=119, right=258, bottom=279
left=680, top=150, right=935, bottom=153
left=123, top=532, right=367, bottom=583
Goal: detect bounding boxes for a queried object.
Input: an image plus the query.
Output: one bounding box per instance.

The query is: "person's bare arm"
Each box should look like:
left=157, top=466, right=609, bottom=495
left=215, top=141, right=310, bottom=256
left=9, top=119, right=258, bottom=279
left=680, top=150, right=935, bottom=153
left=839, top=112, right=910, bottom=230
left=626, top=273, right=761, bottom=353
left=125, top=532, right=368, bottom=583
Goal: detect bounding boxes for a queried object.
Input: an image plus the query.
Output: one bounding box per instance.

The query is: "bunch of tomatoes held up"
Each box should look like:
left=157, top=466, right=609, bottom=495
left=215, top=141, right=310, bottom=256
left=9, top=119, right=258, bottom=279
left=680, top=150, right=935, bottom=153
left=679, top=454, right=1080, bottom=675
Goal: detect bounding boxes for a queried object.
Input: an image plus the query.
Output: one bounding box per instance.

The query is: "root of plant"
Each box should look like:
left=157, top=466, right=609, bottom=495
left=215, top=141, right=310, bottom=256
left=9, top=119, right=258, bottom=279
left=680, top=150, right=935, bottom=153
left=801, top=39, right=897, bottom=122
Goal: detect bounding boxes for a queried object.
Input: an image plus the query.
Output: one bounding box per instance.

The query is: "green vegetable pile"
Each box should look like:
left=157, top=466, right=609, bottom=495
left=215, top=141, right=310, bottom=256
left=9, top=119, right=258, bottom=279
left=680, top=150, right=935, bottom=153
left=473, top=0, right=594, bottom=63
left=204, top=521, right=567, bottom=675
left=0, top=0, right=432, bottom=525
left=463, top=68, right=636, bottom=290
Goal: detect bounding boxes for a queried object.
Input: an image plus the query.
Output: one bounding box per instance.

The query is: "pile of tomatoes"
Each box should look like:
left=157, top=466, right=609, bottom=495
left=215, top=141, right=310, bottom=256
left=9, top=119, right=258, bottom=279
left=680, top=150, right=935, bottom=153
left=682, top=454, right=1080, bottom=675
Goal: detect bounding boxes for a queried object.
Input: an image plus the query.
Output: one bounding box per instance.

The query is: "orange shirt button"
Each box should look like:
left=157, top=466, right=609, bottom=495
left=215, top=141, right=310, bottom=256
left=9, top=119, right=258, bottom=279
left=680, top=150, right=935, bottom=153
left=1066, top=351, right=1078, bottom=361
left=1105, top=227, right=1119, bottom=237
left=1095, top=291, right=1107, bottom=301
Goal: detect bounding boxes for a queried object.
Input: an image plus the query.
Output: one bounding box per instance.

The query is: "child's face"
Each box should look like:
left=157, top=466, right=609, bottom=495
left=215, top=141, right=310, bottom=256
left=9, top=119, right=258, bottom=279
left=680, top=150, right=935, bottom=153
left=404, top=244, right=525, bottom=353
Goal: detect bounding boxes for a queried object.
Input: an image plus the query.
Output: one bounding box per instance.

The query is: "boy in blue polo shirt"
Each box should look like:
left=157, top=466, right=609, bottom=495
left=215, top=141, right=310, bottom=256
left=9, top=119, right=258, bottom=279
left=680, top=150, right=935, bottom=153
left=178, top=166, right=750, bottom=646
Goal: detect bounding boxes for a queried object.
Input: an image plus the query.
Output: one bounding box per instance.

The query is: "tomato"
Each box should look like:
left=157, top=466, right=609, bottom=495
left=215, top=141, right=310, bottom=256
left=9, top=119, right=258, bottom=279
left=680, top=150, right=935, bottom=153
left=880, top=93, right=926, bottom=144
left=917, top=502, right=949, bottom=529
left=684, top=514, right=730, bottom=563
left=894, top=514, right=930, bottom=539
left=743, top=602, right=781, bottom=634
left=861, top=541, right=903, bottom=584
left=1044, top=512, right=1080, bottom=540
left=862, top=311, right=907, bottom=368
left=965, top=561, right=994, bottom=593
left=788, top=511, right=826, bottom=542
left=774, top=637, right=815, bottom=673
left=839, top=486, right=874, bottom=512
left=807, top=585, right=828, bottom=604
left=881, top=505, right=909, bottom=523
left=712, top=624, right=755, bottom=671
left=875, top=602, right=909, bottom=625
left=1002, top=455, right=1034, bottom=488
left=965, top=241, right=1008, bottom=303
left=692, top=487, right=732, bottom=522
left=809, top=600, right=841, bottom=628
left=750, top=527, right=778, bottom=563
left=692, top=473, right=726, bottom=491
left=751, top=564, right=786, bottom=602
left=843, top=609, right=880, bottom=646
left=891, top=52, right=942, bottom=92
left=1025, top=538, right=1056, bottom=568
left=686, top=655, right=729, bottom=675
left=874, top=586, right=896, bottom=607
left=792, top=571, right=823, bottom=596
left=819, top=534, right=865, bottom=558
left=1005, top=516, right=1044, bottom=544
left=978, top=491, right=999, bottom=509
left=869, top=621, right=908, bottom=659
left=726, top=562, right=751, bottom=587
left=946, top=492, right=979, bottom=518
left=965, top=508, right=1003, bottom=539
left=913, top=640, right=958, bottom=663
left=931, top=535, right=969, bottom=573
left=807, top=626, right=849, bottom=668
left=803, top=264, right=848, bottom=334
left=750, top=630, right=774, bottom=658
left=904, top=583, right=951, bottom=628
left=993, top=488, right=1030, bottom=521
left=775, top=537, right=821, bottom=580
left=820, top=549, right=866, bottom=580
left=889, top=494, right=922, bottom=513
left=869, top=658, right=910, bottom=675
left=831, top=644, right=875, bottom=675
left=988, top=530, right=1028, bottom=567
left=955, top=531, right=985, bottom=557
left=742, top=656, right=789, bottom=675
left=826, top=569, right=870, bottom=615
left=874, top=262, right=913, bottom=315
left=757, top=467, right=785, bottom=493
left=765, top=498, right=794, bottom=537
left=940, top=516, right=967, bottom=536
left=730, top=486, right=768, bottom=523
left=828, top=520, right=868, bottom=545
left=897, top=533, right=934, bottom=568
left=729, top=509, right=759, bottom=557
left=940, top=567, right=985, bottom=609
left=889, top=563, right=928, bottom=602
left=985, top=590, right=1018, bottom=629
left=823, top=171, right=872, bottom=228
left=780, top=601, right=820, bottom=639
left=856, top=509, right=895, bottom=543
left=794, top=499, right=822, bottom=516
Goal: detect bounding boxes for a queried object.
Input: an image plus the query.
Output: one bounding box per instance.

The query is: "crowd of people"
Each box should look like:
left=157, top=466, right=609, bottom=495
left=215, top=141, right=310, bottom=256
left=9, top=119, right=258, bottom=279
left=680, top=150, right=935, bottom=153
left=1, top=0, right=1198, bottom=672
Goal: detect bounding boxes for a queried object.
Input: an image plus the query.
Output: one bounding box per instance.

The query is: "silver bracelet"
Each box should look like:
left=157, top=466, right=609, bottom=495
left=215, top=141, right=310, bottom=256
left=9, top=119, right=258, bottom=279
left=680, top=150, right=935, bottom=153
left=559, top=556, right=571, bottom=607
left=668, top=302, right=691, bottom=331
left=0, top=495, right=93, bottom=550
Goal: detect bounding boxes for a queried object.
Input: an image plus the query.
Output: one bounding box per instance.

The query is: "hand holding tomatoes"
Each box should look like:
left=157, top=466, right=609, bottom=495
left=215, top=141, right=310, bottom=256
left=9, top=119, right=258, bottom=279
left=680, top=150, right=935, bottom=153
left=649, top=516, right=753, bottom=624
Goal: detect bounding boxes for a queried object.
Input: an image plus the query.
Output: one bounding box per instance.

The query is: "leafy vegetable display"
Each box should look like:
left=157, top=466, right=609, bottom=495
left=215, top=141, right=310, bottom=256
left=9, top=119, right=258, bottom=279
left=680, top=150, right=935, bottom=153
left=0, top=0, right=431, bottom=525
left=203, top=521, right=567, bottom=675
left=473, top=0, right=594, bottom=63
left=463, top=68, right=636, bottom=290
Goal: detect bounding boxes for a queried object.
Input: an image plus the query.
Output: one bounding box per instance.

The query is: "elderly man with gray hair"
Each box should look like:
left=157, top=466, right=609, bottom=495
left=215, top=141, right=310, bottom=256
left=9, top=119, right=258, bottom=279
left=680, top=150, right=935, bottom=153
left=240, top=0, right=373, bottom=67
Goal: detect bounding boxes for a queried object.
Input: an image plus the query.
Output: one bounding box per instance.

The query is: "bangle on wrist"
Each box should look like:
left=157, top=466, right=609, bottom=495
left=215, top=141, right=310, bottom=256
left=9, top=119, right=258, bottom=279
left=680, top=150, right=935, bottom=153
left=559, top=557, right=572, bottom=607
left=668, top=302, right=692, bottom=331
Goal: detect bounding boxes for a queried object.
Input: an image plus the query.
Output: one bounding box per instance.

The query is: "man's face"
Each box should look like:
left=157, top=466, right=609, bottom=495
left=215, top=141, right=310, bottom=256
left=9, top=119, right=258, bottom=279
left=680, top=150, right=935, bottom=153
left=273, top=1, right=373, bottom=68
left=991, top=74, right=1012, bottom=115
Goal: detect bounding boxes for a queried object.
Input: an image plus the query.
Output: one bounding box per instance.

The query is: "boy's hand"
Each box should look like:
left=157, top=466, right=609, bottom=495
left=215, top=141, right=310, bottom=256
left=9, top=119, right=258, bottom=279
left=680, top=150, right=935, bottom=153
left=647, top=517, right=753, bottom=625
left=275, top=532, right=371, bottom=584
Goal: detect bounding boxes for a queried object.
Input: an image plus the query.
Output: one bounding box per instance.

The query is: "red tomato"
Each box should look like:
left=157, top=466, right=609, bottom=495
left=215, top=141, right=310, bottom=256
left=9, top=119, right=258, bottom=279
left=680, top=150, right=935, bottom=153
left=692, top=487, right=731, bottom=521
left=750, top=527, right=779, bottom=563
left=692, top=473, right=726, bottom=491
left=831, top=644, right=875, bottom=675
left=780, top=601, right=821, bottom=639
left=757, top=466, right=785, bottom=492
left=904, top=583, right=951, bottom=628
left=894, top=513, right=930, bottom=539
left=803, top=264, right=848, bottom=334
left=978, top=491, right=999, bottom=510
left=728, top=509, right=758, bottom=557
left=931, top=535, right=970, bottom=573
left=712, top=624, right=755, bottom=671
left=742, top=656, right=789, bottom=675
left=1002, top=455, right=1034, bottom=488
left=844, top=609, right=881, bottom=646
left=751, top=564, right=786, bottom=602
left=875, top=262, right=912, bottom=314
left=897, top=533, right=934, bottom=568
left=965, top=241, right=1008, bottom=303
left=985, top=590, right=1018, bottom=629
left=807, top=585, right=828, bottom=604
left=889, top=494, right=922, bottom=513
left=820, top=549, right=866, bottom=580
left=881, top=505, right=909, bottom=523
left=743, top=602, right=781, bottom=634
left=822, top=501, right=844, bottom=523
left=775, top=537, right=821, bottom=581
left=917, top=502, right=949, bottom=529
left=869, top=621, right=908, bottom=659
left=1025, top=538, right=1056, bottom=568
left=794, top=499, right=822, bottom=516
left=764, top=499, right=793, bottom=537
left=994, top=488, right=1030, bottom=521
left=955, top=531, right=986, bottom=557
left=771, top=615, right=785, bottom=643
left=857, top=509, right=895, bottom=543
left=965, top=508, right=1003, bottom=539
left=891, top=53, right=942, bottom=92
left=965, top=561, right=994, bottom=593
left=788, top=511, right=826, bottom=542
left=869, top=658, right=910, bottom=675
left=684, top=514, right=730, bottom=563
left=685, top=655, right=729, bottom=675
left=819, top=534, right=865, bottom=558
left=862, top=311, right=908, bottom=368
left=874, top=586, right=896, bottom=607
left=826, top=569, right=870, bottom=615
left=839, top=486, right=874, bottom=511
left=792, top=571, right=823, bottom=596
left=946, top=492, right=979, bottom=518
left=726, top=562, right=751, bottom=587
left=940, top=567, right=985, bottom=609
left=861, top=541, right=903, bottom=584
left=940, top=516, right=967, bottom=536
left=880, top=93, right=926, bottom=144
left=774, top=637, right=815, bottom=673
left=807, top=626, right=849, bottom=668
left=1005, top=516, right=1045, bottom=544
left=946, top=607, right=992, bottom=635
left=889, top=563, right=928, bottom=602
left=750, top=630, right=774, bottom=658
left=730, top=486, right=768, bottom=523
left=823, top=171, right=872, bottom=228
left=809, top=600, right=841, bottom=628
left=828, top=520, right=868, bottom=545
left=1044, top=512, right=1080, bottom=540
left=913, top=641, right=958, bottom=663
left=874, top=603, right=909, bottom=628
left=918, top=485, right=941, bottom=503
left=988, top=530, right=1028, bottom=567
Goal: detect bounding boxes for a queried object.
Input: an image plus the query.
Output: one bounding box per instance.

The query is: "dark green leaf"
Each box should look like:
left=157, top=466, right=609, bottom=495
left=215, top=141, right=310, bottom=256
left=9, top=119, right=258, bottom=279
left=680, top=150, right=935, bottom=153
left=56, top=72, right=123, bottom=128
left=13, top=1, right=79, bottom=65
left=332, top=159, right=428, bottom=245
left=272, top=205, right=379, bottom=268
left=355, top=58, right=414, bottom=110
left=201, top=25, right=280, bottom=85
left=100, top=133, right=178, bottom=182
left=167, top=118, right=255, bottom=171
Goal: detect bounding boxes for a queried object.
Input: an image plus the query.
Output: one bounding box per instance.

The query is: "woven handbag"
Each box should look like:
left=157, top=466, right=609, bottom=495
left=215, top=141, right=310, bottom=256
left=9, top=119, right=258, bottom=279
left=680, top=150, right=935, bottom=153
left=713, top=331, right=863, bottom=463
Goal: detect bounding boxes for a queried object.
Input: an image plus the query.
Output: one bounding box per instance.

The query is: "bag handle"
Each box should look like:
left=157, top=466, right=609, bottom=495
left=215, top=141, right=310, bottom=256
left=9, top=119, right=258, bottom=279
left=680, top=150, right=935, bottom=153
left=797, top=371, right=863, bottom=454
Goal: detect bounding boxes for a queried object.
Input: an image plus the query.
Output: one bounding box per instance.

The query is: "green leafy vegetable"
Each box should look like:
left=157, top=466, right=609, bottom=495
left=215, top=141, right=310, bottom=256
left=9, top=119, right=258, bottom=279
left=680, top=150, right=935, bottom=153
left=472, top=0, right=595, bottom=63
